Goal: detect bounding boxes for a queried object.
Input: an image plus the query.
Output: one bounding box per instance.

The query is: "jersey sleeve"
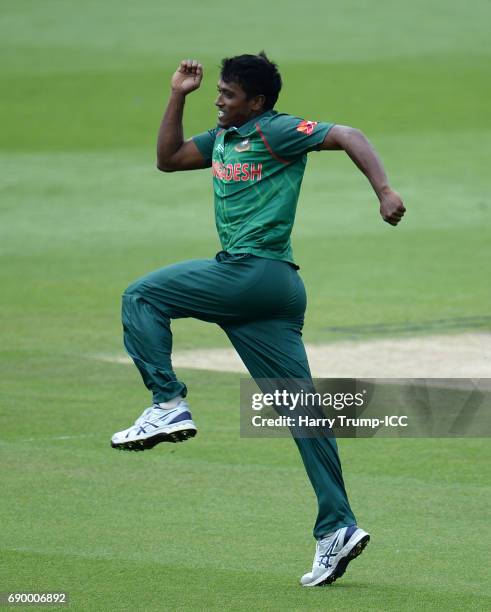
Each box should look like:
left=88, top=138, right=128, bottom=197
left=192, top=127, right=220, bottom=163
left=260, top=114, right=334, bottom=160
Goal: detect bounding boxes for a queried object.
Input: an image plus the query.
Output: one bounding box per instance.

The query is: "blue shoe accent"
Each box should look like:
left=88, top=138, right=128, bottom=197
left=168, top=411, right=192, bottom=424
left=343, top=524, right=358, bottom=546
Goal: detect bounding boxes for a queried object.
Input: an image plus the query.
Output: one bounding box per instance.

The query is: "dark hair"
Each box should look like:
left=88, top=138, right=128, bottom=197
left=220, top=51, right=282, bottom=110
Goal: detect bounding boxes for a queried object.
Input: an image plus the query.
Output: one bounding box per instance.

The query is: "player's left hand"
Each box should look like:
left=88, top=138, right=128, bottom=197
left=379, top=188, right=406, bottom=226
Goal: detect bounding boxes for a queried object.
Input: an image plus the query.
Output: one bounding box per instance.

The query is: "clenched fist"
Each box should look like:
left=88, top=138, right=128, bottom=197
left=171, top=59, right=203, bottom=95
left=379, top=188, right=406, bottom=226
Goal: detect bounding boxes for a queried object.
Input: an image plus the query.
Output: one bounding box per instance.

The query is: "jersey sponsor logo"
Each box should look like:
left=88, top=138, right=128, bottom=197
left=234, top=138, right=251, bottom=152
left=296, top=119, right=318, bottom=135
left=212, top=160, right=262, bottom=182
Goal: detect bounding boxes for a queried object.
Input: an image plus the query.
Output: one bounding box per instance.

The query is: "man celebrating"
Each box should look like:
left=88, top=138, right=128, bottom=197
left=111, top=53, right=405, bottom=586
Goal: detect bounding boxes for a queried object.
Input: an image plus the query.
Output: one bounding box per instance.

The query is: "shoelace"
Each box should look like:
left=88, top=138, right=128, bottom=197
left=132, top=402, right=185, bottom=429
left=133, top=406, right=156, bottom=426
left=133, top=403, right=180, bottom=427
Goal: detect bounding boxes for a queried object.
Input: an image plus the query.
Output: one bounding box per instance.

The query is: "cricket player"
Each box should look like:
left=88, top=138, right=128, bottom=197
left=111, top=53, right=405, bottom=586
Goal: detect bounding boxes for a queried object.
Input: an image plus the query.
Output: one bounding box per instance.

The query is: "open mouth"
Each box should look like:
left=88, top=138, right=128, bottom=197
left=218, top=110, right=225, bottom=120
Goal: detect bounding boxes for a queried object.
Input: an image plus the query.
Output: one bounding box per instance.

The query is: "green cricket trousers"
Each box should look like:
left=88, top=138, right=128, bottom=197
left=122, top=251, right=356, bottom=537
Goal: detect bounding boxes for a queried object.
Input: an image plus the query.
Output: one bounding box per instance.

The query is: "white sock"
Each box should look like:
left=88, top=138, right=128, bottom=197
left=157, top=396, right=183, bottom=409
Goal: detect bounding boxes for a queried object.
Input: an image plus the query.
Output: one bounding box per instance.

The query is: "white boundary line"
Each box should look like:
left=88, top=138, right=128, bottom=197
left=0, top=434, right=97, bottom=444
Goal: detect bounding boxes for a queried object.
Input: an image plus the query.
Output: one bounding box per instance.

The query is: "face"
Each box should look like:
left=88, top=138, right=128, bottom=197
left=215, top=79, right=265, bottom=128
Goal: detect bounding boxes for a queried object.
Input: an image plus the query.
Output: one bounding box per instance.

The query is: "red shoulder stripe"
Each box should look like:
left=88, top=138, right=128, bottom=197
left=255, top=123, right=291, bottom=165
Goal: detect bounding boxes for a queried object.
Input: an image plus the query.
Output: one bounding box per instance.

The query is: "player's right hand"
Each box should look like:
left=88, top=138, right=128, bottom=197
left=171, top=59, right=203, bottom=95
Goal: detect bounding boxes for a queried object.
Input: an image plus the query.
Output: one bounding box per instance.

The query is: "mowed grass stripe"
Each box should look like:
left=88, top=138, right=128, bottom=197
left=4, top=549, right=490, bottom=611
left=1, top=441, right=489, bottom=596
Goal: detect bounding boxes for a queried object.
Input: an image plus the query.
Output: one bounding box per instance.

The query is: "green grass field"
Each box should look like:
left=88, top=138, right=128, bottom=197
left=1, top=1, right=490, bottom=609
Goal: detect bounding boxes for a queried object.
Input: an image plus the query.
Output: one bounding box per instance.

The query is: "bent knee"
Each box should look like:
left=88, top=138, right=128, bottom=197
left=123, top=278, right=147, bottom=298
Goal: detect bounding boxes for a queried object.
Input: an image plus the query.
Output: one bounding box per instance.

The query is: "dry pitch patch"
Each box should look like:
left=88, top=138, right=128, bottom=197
left=97, top=332, right=490, bottom=378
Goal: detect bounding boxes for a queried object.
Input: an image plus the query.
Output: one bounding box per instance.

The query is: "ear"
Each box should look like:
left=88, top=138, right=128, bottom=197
left=250, top=94, right=266, bottom=112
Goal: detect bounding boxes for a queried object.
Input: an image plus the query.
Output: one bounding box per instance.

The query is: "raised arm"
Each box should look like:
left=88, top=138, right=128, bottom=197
left=320, top=125, right=406, bottom=226
left=156, top=59, right=210, bottom=172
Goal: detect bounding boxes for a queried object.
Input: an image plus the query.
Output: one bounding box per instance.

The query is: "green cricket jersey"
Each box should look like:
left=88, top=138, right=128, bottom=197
left=193, top=110, right=333, bottom=265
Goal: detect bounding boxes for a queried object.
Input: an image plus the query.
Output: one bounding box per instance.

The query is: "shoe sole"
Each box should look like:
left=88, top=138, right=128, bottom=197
left=304, top=530, right=370, bottom=587
left=111, top=427, right=197, bottom=451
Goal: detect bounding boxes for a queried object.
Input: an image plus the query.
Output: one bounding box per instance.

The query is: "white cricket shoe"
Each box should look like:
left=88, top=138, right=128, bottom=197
left=111, top=400, right=197, bottom=451
left=301, top=525, right=370, bottom=587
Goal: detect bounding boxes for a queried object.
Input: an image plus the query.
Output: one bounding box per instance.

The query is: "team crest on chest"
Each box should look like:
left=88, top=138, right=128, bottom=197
left=235, top=138, right=251, bottom=152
